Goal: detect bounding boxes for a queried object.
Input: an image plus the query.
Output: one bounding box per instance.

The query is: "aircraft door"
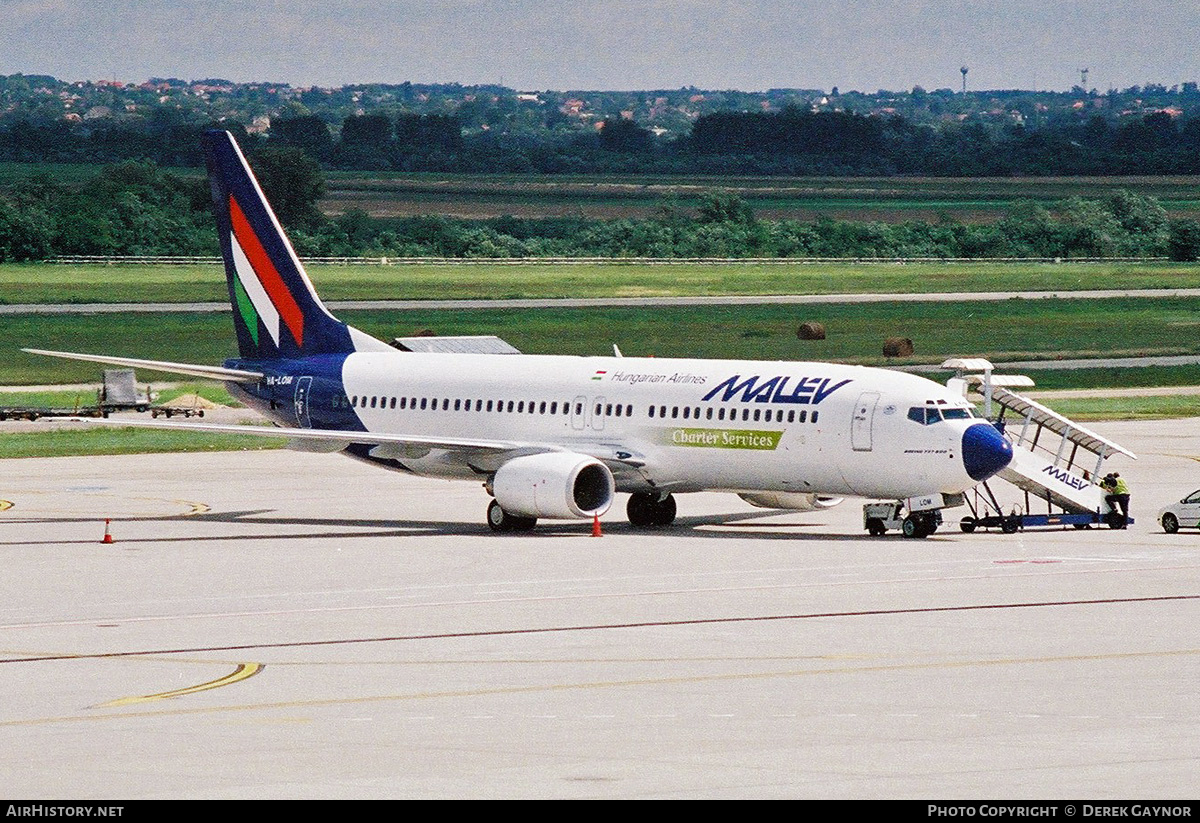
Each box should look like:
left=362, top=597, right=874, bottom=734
left=294, top=376, right=313, bottom=428
left=571, top=395, right=587, bottom=431
left=851, top=391, right=880, bottom=452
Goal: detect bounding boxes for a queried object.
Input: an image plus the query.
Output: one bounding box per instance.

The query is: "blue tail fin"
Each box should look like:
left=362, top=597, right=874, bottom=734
left=203, top=130, right=388, bottom=360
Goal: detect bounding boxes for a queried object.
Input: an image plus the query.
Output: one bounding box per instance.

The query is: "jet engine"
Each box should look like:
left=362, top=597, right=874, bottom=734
left=737, top=491, right=844, bottom=511
left=492, top=453, right=615, bottom=519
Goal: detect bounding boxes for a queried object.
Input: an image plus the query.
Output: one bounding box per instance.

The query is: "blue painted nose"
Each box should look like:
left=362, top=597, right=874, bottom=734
left=962, top=423, right=1013, bottom=481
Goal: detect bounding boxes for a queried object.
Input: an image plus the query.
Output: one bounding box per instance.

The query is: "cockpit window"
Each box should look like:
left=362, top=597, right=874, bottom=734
left=907, top=407, right=941, bottom=425
left=942, top=408, right=971, bottom=420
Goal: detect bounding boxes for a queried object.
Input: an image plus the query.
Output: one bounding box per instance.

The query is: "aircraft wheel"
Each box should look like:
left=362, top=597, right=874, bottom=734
left=627, top=493, right=657, bottom=528
left=487, top=500, right=511, bottom=532
left=487, top=500, right=537, bottom=533
left=1162, top=513, right=1179, bottom=534
left=653, top=494, right=677, bottom=527
left=628, top=493, right=676, bottom=529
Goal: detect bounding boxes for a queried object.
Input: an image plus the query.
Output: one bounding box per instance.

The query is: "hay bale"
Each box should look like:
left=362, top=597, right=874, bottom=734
left=796, top=321, right=826, bottom=340
left=882, top=337, right=914, bottom=357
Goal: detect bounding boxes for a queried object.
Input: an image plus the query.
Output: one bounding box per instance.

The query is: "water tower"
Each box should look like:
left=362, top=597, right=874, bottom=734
left=961, top=66, right=969, bottom=94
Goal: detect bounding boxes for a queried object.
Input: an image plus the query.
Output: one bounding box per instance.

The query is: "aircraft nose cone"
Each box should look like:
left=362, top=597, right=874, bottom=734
left=962, top=422, right=1013, bottom=481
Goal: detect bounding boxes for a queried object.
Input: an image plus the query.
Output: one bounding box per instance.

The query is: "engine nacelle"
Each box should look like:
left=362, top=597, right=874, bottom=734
left=493, top=452, right=615, bottom=519
left=737, top=491, right=844, bottom=511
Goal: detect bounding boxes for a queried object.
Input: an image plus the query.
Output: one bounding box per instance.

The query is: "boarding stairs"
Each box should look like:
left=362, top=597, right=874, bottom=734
left=941, top=360, right=1136, bottom=530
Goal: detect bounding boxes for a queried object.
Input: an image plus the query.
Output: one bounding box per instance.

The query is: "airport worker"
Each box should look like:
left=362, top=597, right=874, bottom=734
left=1101, top=472, right=1131, bottom=527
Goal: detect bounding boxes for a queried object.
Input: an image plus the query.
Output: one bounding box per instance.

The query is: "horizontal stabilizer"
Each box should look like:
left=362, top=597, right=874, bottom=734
left=22, top=349, right=264, bottom=382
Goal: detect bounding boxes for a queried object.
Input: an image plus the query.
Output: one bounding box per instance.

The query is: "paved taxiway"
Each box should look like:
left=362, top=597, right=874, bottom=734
left=1, top=418, right=1197, bottom=798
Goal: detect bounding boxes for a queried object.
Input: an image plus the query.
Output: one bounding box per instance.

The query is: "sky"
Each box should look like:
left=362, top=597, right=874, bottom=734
left=4, top=0, right=1198, bottom=93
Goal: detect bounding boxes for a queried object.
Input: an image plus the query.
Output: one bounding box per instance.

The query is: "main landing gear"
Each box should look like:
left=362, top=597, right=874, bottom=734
left=487, top=499, right=537, bottom=533
left=486, top=492, right=678, bottom=533
left=626, top=492, right=677, bottom=529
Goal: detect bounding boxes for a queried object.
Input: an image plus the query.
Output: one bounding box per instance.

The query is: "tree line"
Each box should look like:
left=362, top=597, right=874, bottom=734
left=4, top=106, right=1200, bottom=176
left=4, top=157, right=1200, bottom=263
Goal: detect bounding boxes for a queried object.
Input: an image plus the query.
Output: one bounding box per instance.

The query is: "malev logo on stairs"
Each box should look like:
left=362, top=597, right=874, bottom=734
left=1040, top=463, right=1091, bottom=492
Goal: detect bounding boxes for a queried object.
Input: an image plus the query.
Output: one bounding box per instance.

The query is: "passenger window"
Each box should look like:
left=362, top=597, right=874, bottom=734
left=812, top=411, right=819, bottom=423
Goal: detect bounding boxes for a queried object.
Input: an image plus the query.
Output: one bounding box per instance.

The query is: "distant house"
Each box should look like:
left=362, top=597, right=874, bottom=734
left=246, top=115, right=271, bottom=134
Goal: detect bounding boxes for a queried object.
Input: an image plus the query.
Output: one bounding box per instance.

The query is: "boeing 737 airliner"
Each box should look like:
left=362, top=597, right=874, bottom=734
left=27, top=131, right=1013, bottom=536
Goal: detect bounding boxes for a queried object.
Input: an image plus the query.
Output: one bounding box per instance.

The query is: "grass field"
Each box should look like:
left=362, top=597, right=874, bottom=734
left=6, top=162, right=1199, bottom=222
left=4, top=297, right=1200, bottom=384
left=321, top=173, right=1200, bottom=222
left=6, top=260, right=1200, bottom=305
left=0, top=427, right=279, bottom=459
left=1042, top=394, right=1200, bottom=421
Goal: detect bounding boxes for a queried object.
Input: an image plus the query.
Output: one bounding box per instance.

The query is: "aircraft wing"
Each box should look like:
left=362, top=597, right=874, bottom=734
left=22, top=349, right=264, bottom=382
left=48, top=416, right=525, bottom=453
left=47, top=416, right=652, bottom=469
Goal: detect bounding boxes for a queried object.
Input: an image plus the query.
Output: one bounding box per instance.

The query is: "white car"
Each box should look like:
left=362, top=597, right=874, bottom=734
left=1158, top=490, right=1200, bottom=533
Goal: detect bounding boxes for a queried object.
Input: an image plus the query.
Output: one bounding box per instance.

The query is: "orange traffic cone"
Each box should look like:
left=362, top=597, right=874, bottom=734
left=101, top=518, right=114, bottom=544
left=592, top=514, right=602, bottom=537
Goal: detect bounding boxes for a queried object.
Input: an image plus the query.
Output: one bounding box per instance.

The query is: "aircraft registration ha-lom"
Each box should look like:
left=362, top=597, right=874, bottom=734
left=26, top=130, right=1013, bottom=537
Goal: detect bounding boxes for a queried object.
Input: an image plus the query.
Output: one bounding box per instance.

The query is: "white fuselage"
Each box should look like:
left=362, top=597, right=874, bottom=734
left=332, top=351, right=987, bottom=500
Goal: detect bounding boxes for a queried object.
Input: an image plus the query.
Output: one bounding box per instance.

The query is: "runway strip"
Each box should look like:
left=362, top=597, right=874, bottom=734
left=2, top=593, right=1194, bottom=665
